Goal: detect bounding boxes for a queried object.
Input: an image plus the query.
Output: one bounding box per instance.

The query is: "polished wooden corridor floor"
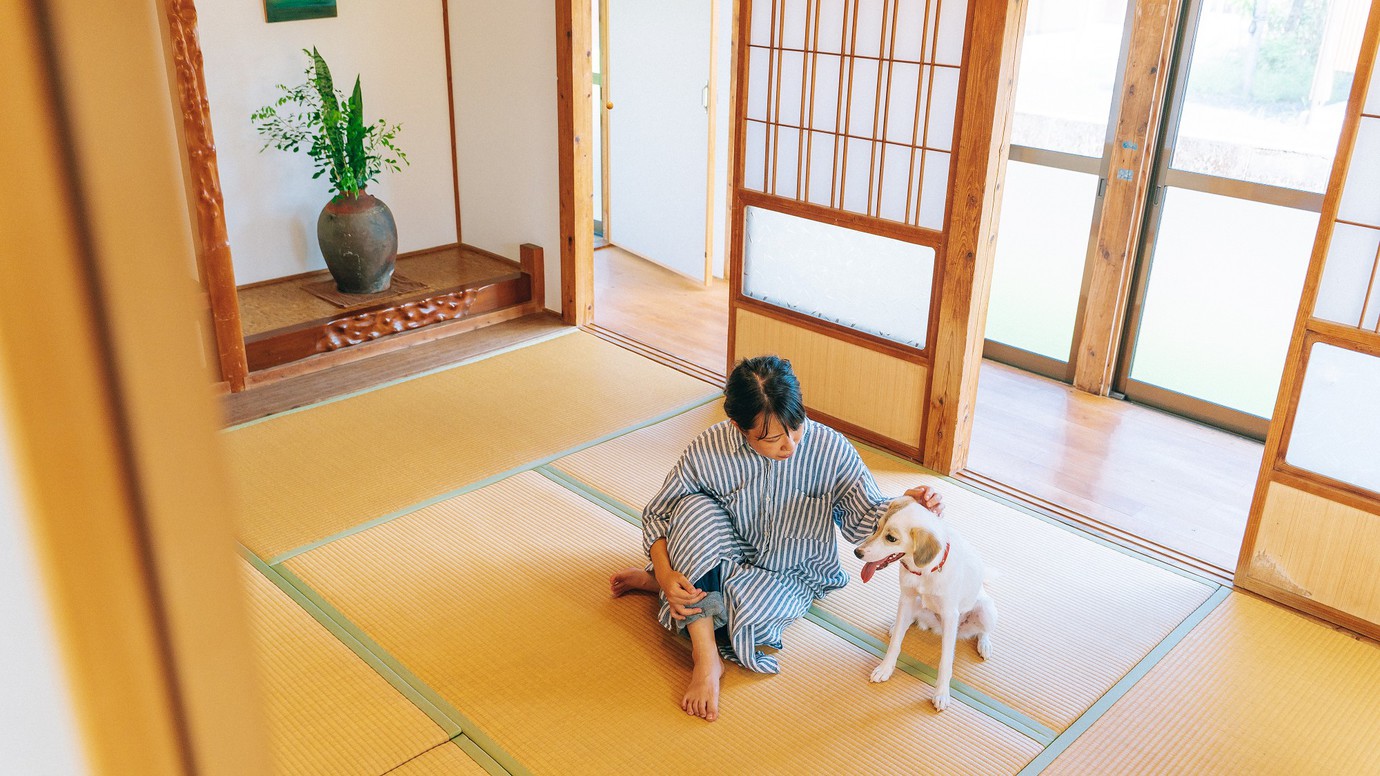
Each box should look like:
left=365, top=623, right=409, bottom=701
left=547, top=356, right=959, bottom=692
left=594, top=247, right=1262, bottom=576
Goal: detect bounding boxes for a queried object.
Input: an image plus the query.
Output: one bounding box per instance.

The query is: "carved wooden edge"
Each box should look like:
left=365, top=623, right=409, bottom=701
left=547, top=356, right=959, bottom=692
left=162, top=0, right=249, bottom=391
left=245, top=275, right=530, bottom=371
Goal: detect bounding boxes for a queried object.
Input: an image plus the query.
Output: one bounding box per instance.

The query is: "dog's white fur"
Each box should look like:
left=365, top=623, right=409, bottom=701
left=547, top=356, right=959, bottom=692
left=854, top=496, right=996, bottom=710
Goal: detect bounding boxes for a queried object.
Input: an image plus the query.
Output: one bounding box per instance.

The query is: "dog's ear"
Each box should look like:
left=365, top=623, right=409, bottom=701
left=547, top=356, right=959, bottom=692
left=880, top=496, right=915, bottom=525
left=909, top=527, right=942, bottom=567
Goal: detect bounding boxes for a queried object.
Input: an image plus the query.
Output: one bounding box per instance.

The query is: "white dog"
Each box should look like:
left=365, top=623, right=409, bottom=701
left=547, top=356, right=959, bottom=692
left=854, top=496, right=996, bottom=710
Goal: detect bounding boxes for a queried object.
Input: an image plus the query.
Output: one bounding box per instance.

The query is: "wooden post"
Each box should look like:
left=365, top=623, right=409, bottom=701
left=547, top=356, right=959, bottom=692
left=160, top=0, right=250, bottom=392
left=557, top=0, right=594, bottom=325
left=3, top=0, right=270, bottom=772
left=922, top=0, right=1030, bottom=475
left=1070, top=0, right=1182, bottom=395
left=521, top=242, right=547, bottom=311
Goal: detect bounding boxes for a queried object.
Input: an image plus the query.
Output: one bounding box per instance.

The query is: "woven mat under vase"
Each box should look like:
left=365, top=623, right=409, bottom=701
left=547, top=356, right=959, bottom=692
left=304, top=274, right=429, bottom=309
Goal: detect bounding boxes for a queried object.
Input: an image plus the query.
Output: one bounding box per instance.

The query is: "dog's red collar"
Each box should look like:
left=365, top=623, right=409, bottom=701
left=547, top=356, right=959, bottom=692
left=905, top=542, right=951, bottom=576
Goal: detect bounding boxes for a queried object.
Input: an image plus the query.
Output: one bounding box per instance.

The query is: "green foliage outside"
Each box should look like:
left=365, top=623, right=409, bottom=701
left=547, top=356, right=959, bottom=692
left=251, top=48, right=409, bottom=197
left=1191, top=0, right=1331, bottom=111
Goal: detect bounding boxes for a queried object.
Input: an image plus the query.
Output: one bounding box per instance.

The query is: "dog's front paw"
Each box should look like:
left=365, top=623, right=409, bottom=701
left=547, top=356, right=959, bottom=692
left=976, top=635, right=992, bottom=660
left=931, top=688, right=951, bottom=711
left=870, top=663, right=895, bottom=683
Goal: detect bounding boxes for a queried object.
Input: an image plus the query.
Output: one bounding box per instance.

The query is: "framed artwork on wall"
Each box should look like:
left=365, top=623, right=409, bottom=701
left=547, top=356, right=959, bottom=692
left=265, top=0, right=337, bottom=23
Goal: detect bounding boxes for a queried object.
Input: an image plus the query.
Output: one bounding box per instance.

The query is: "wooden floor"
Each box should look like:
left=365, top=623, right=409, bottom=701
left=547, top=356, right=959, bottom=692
left=593, top=247, right=1261, bottom=576
left=967, top=361, right=1262, bottom=577
left=593, top=244, right=728, bottom=375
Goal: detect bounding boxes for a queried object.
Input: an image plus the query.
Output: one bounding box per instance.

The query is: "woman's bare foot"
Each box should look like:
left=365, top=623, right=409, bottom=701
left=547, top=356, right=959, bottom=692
left=610, top=567, right=659, bottom=597
left=682, top=651, right=723, bottom=721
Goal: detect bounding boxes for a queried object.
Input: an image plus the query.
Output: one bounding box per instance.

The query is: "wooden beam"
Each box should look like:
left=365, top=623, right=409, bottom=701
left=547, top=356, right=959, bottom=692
left=1070, top=0, right=1181, bottom=395
left=159, top=0, right=249, bottom=392
left=922, top=0, right=1030, bottom=475
left=2, top=1, right=270, bottom=772
left=521, top=242, right=546, bottom=312
left=557, top=0, right=594, bottom=324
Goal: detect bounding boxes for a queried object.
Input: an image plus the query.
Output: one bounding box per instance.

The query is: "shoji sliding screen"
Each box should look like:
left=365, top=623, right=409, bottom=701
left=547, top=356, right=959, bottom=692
left=1237, top=4, right=1380, bottom=640
left=728, top=0, right=1023, bottom=464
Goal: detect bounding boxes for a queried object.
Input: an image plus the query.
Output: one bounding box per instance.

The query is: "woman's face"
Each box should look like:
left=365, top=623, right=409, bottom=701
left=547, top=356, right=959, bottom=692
left=736, top=412, right=804, bottom=461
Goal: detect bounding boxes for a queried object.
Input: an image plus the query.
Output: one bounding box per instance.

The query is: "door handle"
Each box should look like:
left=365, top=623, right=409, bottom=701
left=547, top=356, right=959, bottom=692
left=703, top=84, right=709, bottom=111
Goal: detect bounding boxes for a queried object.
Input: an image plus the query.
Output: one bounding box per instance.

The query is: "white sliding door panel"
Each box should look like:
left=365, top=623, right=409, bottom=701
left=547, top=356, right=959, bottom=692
left=607, top=0, right=711, bottom=281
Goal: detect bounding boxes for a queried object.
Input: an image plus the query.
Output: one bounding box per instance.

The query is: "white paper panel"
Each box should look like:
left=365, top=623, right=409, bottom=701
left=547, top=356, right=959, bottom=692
left=1367, top=51, right=1380, bottom=115
left=892, top=0, right=927, bottom=62
left=1314, top=223, right=1380, bottom=327
left=842, top=136, right=874, bottom=212
left=1337, top=117, right=1380, bottom=227
left=878, top=142, right=916, bottom=222
left=744, top=205, right=934, bottom=347
left=847, top=57, right=881, bottom=137
left=773, top=126, right=803, bottom=196
left=778, top=50, right=806, bottom=126
left=781, top=0, right=809, bottom=49
left=748, top=46, right=771, bottom=121
left=750, top=0, right=775, bottom=46
left=884, top=62, right=922, bottom=141
left=1286, top=343, right=1380, bottom=492
left=853, top=0, right=886, bottom=59
left=918, top=150, right=950, bottom=229
left=745, top=120, right=768, bottom=191
left=810, top=53, right=842, bottom=131
left=927, top=66, right=960, bottom=151
left=806, top=131, right=837, bottom=205
left=934, top=0, right=969, bottom=66
left=816, top=0, right=848, bottom=54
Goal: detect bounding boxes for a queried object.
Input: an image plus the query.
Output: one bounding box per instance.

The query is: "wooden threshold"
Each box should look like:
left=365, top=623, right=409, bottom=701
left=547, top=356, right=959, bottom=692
left=222, top=312, right=568, bottom=427
left=583, top=323, right=723, bottom=388
left=956, top=470, right=1235, bottom=585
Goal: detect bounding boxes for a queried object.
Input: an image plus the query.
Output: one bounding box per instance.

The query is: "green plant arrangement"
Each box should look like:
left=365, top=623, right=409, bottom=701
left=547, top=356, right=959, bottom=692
left=249, top=48, right=410, bottom=294
left=250, top=47, right=408, bottom=196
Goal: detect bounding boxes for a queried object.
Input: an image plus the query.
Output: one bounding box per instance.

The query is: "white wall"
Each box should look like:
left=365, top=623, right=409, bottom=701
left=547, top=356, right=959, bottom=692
left=711, top=0, right=731, bottom=279
left=450, top=0, right=562, bottom=312
left=0, top=382, right=89, bottom=775
left=198, top=1, right=458, bottom=285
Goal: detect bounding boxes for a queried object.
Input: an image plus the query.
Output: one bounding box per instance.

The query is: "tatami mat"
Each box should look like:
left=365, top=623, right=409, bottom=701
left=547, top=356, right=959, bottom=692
left=225, top=332, right=717, bottom=561
left=386, top=743, right=491, bottom=776
left=1042, top=593, right=1380, bottom=775
left=549, top=406, right=1218, bottom=733
left=284, top=472, right=1042, bottom=774
left=240, top=557, right=449, bottom=776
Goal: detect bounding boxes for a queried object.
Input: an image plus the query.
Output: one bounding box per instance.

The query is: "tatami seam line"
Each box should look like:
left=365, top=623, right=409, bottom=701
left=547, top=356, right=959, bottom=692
left=262, top=391, right=723, bottom=566
left=535, top=464, right=1059, bottom=747
left=240, top=546, right=526, bottom=776
left=1014, top=585, right=1233, bottom=775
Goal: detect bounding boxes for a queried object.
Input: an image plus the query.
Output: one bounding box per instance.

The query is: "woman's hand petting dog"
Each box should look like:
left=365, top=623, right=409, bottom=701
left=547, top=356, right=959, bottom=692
left=903, top=485, right=945, bottom=516
left=658, top=569, right=707, bottom=620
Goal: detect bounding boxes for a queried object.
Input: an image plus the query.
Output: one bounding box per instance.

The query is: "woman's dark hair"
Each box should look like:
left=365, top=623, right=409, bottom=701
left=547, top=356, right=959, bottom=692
left=723, top=355, right=806, bottom=437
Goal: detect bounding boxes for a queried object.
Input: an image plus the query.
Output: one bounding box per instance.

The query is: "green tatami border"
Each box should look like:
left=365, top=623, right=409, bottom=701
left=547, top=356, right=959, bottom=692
left=223, top=327, right=579, bottom=433
left=536, top=464, right=1059, bottom=746
left=1016, top=585, right=1233, bottom=775
left=240, top=546, right=527, bottom=776
left=263, top=392, right=722, bottom=566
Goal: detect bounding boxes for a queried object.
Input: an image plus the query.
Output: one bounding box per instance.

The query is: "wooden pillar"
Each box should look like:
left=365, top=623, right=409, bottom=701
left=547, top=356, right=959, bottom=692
left=922, top=0, right=1030, bottom=475
left=1070, top=0, right=1182, bottom=395
left=557, top=0, right=594, bottom=324
left=159, top=0, right=249, bottom=392
left=2, top=0, right=270, bottom=772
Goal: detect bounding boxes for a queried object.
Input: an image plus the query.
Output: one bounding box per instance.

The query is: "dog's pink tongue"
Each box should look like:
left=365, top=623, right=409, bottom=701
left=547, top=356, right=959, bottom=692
left=861, top=561, right=881, bottom=583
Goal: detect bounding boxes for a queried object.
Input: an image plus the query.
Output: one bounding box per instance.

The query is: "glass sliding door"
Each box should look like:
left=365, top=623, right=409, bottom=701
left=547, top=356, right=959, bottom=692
left=984, top=0, right=1131, bottom=377
left=1118, top=0, right=1362, bottom=437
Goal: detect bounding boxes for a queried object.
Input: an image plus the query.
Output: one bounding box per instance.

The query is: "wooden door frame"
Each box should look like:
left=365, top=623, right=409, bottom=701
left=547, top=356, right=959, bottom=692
left=163, top=0, right=466, bottom=389
left=2, top=1, right=270, bottom=771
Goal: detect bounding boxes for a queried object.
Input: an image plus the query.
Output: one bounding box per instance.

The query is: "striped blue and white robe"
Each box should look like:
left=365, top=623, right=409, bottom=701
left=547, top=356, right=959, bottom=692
left=642, top=418, right=891, bottom=673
